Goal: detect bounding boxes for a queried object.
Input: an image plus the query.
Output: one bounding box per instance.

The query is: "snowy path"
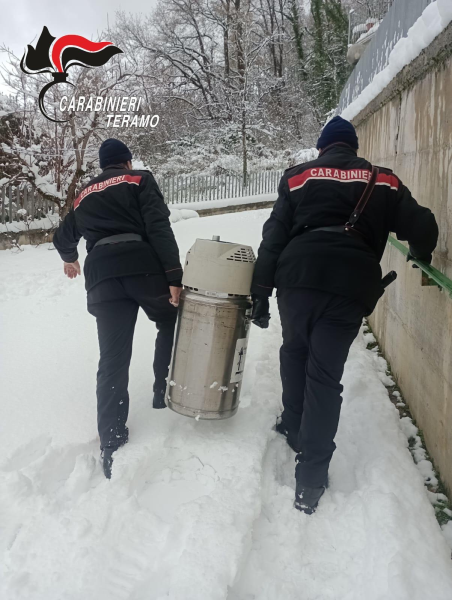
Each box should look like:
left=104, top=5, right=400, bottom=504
left=1, top=209, right=452, bottom=600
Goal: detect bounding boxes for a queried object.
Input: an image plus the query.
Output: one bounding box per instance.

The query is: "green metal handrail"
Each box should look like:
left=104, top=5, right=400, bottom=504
left=388, top=235, right=452, bottom=298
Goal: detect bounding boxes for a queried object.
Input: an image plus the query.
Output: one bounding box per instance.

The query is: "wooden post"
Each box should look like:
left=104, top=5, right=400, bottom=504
left=16, top=187, right=21, bottom=221
left=9, top=186, right=13, bottom=222
left=1, top=186, right=5, bottom=224
left=23, top=186, right=27, bottom=220
left=31, top=188, right=35, bottom=220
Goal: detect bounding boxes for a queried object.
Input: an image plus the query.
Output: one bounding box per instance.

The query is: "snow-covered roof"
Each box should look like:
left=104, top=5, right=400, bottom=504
left=339, top=0, right=452, bottom=120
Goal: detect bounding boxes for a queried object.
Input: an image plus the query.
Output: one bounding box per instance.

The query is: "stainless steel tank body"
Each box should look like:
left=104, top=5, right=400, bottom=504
left=165, top=236, right=255, bottom=420
left=166, top=290, right=252, bottom=419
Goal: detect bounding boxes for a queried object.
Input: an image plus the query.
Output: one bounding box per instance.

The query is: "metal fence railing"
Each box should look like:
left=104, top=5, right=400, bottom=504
left=160, top=170, right=282, bottom=205
left=0, top=170, right=282, bottom=225
left=0, top=184, right=57, bottom=225
left=388, top=236, right=452, bottom=298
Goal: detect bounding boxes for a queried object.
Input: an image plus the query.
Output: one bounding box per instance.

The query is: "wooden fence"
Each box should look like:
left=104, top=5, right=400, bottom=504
left=0, top=170, right=282, bottom=223
left=0, top=185, right=56, bottom=225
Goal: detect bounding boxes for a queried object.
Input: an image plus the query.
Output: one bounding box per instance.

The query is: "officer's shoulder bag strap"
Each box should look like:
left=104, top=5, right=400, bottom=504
left=346, top=166, right=379, bottom=229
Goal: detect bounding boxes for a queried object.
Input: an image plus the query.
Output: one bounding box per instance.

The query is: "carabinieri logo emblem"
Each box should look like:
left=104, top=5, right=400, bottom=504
left=20, top=26, right=123, bottom=123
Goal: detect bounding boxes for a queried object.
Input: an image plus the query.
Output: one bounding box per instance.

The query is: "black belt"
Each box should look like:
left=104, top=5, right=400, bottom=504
left=305, top=226, right=397, bottom=289
left=307, top=226, right=346, bottom=234
left=94, top=233, right=143, bottom=248
left=305, top=225, right=364, bottom=240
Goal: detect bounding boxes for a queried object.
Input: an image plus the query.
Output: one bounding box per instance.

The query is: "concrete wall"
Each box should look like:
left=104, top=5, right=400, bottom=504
left=353, top=24, right=452, bottom=491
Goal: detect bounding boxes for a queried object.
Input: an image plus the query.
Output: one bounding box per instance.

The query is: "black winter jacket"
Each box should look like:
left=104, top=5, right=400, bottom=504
left=53, top=166, right=182, bottom=291
left=251, top=144, right=438, bottom=313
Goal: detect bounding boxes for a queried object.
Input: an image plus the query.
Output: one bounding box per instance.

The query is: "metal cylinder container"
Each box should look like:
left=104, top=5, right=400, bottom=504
left=165, top=236, right=255, bottom=420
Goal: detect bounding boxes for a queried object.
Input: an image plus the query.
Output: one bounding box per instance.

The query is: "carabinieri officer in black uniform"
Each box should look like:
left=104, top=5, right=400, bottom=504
left=251, top=117, right=438, bottom=514
left=53, top=139, right=183, bottom=478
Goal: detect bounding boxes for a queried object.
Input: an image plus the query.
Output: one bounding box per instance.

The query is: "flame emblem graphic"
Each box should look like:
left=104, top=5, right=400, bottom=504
left=20, top=27, right=123, bottom=122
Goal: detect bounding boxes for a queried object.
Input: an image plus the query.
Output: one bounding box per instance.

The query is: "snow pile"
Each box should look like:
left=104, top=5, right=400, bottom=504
left=342, top=0, right=452, bottom=121
left=1, top=209, right=452, bottom=599
left=0, top=213, right=60, bottom=234
left=168, top=208, right=199, bottom=223
left=399, top=416, right=439, bottom=486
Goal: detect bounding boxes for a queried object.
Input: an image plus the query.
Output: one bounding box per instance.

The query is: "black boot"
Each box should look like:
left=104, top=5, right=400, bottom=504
left=100, top=427, right=129, bottom=479
left=294, top=481, right=326, bottom=514
left=101, top=447, right=116, bottom=479
left=274, top=417, right=302, bottom=453
left=153, top=388, right=167, bottom=409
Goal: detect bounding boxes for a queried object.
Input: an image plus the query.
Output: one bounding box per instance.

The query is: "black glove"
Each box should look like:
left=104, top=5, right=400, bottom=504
left=251, top=294, right=270, bottom=329
left=407, top=252, right=432, bottom=269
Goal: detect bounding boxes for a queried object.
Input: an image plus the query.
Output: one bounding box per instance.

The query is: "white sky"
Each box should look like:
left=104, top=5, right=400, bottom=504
left=0, top=0, right=158, bottom=91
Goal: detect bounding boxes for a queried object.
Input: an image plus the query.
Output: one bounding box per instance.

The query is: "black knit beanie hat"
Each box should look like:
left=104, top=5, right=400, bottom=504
left=99, top=138, right=133, bottom=169
left=316, top=116, right=359, bottom=150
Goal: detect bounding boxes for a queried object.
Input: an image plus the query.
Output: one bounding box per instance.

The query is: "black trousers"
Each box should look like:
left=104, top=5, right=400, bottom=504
left=87, top=274, right=177, bottom=450
left=277, top=288, right=365, bottom=488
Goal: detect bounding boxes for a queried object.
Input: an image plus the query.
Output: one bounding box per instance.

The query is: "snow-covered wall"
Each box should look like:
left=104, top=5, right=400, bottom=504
left=338, top=0, right=435, bottom=115
left=348, top=14, right=452, bottom=493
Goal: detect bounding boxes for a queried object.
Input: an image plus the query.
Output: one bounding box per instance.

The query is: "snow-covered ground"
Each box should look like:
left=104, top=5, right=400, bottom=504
left=1, top=209, right=452, bottom=600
